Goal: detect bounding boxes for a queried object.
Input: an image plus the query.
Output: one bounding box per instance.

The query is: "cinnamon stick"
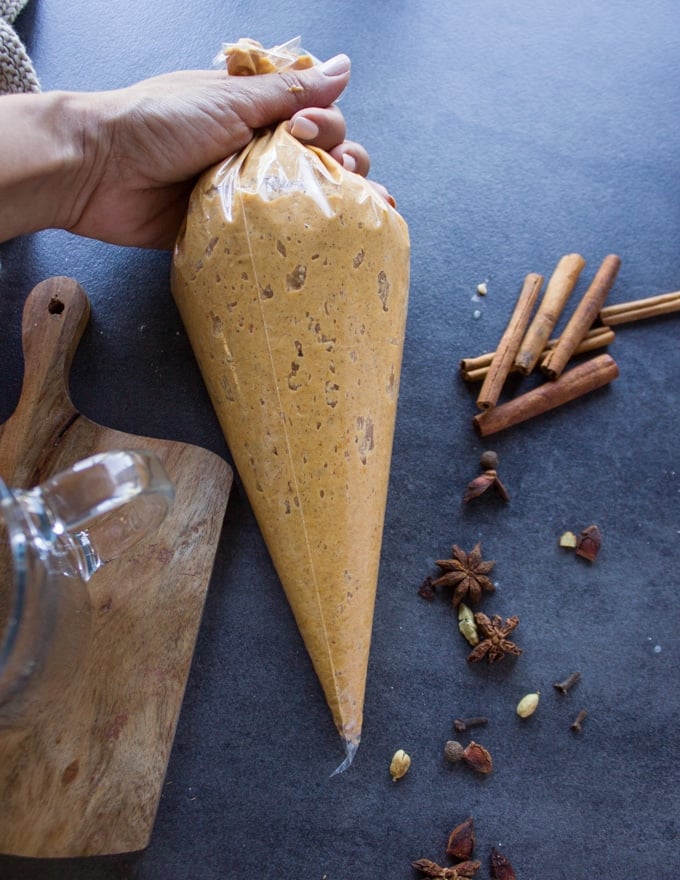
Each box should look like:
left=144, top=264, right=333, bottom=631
left=513, top=253, right=586, bottom=375
left=476, top=272, right=543, bottom=410
left=461, top=326, right=615, bottom=382
left=473, top=354, right=619, bottom=437
left=599, top=290, right=680, bottom=325
left=541, top=254, right=621, bottom=380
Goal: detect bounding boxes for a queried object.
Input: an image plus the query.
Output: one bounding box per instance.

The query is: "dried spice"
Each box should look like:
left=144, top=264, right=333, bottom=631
left=462, top=741, right=493, bottom=774
left=443, top=740, right=493, bottom=773
left=453, top=716, right=488, bottom=734
left=553, top=671, right=581, bottom=694
left=432, top=544, right=496, bottom=607
left=418, top=576, right=437, bottom=601
left=412, top=858, right=481, bottom=878
left=575, top=524, right=602, bottom=561
left=489, top=848, right=517, bottom=880
left=463, top=451, right=510, bottom=503
left=446, top=817, right=476, bottom=860
left=443, top=740, right=465, bottom=764
left=467, top=614, right=522, bottom=664
left=559, top=524, right=602, bottom=560
left=516, top=692, right=540, bottom=718
left=571, top=709, right=588, bottom=733
left=389, top=749, right=411, bottom=780
left=458, top=603, right=480, bottom=646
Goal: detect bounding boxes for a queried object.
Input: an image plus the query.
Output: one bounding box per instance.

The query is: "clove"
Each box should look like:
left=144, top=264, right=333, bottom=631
left=418, top=576, right=436, bottom=601
left=453, top=716, right=489, bottom=734
left=571, top=709, right=588, bottom=733
left=553, top=671, right=581, bottom=694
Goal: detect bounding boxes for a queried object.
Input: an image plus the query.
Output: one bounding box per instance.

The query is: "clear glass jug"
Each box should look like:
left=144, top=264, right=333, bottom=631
left=0, top=449, right=174, bottom=726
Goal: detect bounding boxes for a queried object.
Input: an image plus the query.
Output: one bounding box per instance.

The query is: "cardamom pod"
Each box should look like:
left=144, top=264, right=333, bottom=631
left=458, top=602, right=479, bottom=646
left=516, top=692, right=540, bottom=718
left=389, top=749, right=411, bottom=781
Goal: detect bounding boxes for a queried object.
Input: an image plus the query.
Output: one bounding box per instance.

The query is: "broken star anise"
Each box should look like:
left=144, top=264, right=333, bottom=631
left=489, top=848, right=517, bottom=880
left=411, top=858, right=481, bottom=879
left=432, top=543, right=495, bottom=607
left=467, top=613, right=522, bottom=664
left=463, top=451, right=510, bottom=503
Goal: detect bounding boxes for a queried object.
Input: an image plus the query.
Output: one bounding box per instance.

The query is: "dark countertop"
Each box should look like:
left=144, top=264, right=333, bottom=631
left=1, top=1, right=679, bottom=877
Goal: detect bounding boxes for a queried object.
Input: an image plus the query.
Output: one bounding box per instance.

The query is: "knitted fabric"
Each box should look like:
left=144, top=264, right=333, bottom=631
left=0, top=0, right=40, bottom=94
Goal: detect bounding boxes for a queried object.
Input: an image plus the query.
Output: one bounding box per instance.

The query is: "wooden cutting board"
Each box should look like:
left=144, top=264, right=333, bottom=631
left=0, top=277, right=233, bottom=857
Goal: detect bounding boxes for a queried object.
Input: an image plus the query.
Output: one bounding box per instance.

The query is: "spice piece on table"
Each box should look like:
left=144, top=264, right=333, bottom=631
left=446, top=817, right=476, bottom=860
left=599, top=289, right=680, bottom=325
left=462, top=741, right=493, bottom=774
left=418, top=576, right=437, bottom=601
left=444, top=740, right=465, bottom=764
left=432, top=544, right=496, bottom=607
left=458, top=603, right=480, bottom=646
left=453, top=716, right=489, bottom=734
left=476, top=272, right=544, bottom=409
left=559, top=530, right=578, bottom=549
left=514, top=253, right=586, bottom=375
left=541, top=254, right=621, bottom=380
left=412, top=858, right=481, bottom=878
left=575, top=524, right=602, bottom=561
left=444, top=739, right=492, bottom=773
left=468, top=613, right=521, bottom=664
left=571, top=709, right=588, bottom=733
left=460, top=325, right=615, bottom=382
left=473, top=353, right=619, bottom=437
left=554, top=671, right=581, bottom=694
left=463, top=451, right=510, bottom=503
left=489, top=848, right=517, bottom=880
left=389, top=748, right=411, bottom=780
left=516, top=692, right=540, bottom=718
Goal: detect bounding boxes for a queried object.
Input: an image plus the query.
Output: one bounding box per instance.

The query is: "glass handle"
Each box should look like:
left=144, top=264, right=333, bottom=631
left=18, top=450, right=175, bottom=580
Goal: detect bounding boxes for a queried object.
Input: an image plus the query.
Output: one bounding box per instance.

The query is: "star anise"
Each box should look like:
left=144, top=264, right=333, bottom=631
left=467, top=613, right=522, bottom=664
left=411, top=858, right=481, bottom=878
left=432, top=543, right=495, bottom=607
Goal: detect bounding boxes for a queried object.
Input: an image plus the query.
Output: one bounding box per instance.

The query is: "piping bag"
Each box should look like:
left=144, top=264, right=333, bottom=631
left=171, top=38, right=410, bottom=773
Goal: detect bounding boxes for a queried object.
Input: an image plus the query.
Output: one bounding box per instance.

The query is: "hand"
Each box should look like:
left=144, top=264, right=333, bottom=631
left=66, top=55, right=375, bottom=249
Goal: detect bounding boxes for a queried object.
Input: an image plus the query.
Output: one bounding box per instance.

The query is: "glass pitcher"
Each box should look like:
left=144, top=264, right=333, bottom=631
left=0, top=449, right=174, bottom=727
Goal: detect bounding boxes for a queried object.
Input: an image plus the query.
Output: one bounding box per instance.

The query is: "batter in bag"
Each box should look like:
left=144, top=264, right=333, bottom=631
left=172, top=39, right=410, bottom=771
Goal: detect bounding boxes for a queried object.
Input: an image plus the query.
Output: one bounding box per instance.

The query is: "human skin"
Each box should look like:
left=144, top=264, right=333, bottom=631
left=0, top=54, right=378, bottom=249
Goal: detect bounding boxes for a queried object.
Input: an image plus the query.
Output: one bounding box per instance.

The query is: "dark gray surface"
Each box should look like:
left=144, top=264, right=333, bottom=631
left=1, top=1, right=679, bottom=877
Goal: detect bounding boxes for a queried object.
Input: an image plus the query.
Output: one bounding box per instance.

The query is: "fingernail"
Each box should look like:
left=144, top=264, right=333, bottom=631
left=289, top=116, right=320, bottom=141
left=319, top=53, right=351, bottom=76
left=341, top=153, right=357, bottom=172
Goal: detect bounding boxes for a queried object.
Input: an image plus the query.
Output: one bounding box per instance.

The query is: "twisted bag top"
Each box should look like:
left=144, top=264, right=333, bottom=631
left=0, top=0, right=39, bottom=94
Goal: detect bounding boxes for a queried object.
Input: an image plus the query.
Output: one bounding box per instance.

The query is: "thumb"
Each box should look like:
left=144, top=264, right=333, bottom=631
left=230, top=54, right=352, bottom=130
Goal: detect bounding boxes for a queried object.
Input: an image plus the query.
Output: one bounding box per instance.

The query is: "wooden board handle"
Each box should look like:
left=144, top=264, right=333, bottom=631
left=0, top=277, right=91, bottom=484
left=19, top=276, right=91, bottom=415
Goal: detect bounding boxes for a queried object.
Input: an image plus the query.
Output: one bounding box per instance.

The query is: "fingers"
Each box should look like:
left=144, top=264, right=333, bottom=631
left=232, top=54, right=352, bottom=132
left=328, top=140, right=371, bottom=178
left=367, top=179, right=397, bottom=208
left=287, top=102, right=371, bottom=177
left=218, top=54, right=379, bottom=179
left=288, top=104, right=346, bottom=153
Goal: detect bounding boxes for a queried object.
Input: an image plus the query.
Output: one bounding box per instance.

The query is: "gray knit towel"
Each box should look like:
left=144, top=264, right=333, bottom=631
left=0, top=0, right=40, bottom=94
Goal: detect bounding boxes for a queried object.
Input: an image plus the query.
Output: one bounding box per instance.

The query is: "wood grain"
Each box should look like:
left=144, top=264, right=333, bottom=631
left=0, top=277, right=233, bottom=857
